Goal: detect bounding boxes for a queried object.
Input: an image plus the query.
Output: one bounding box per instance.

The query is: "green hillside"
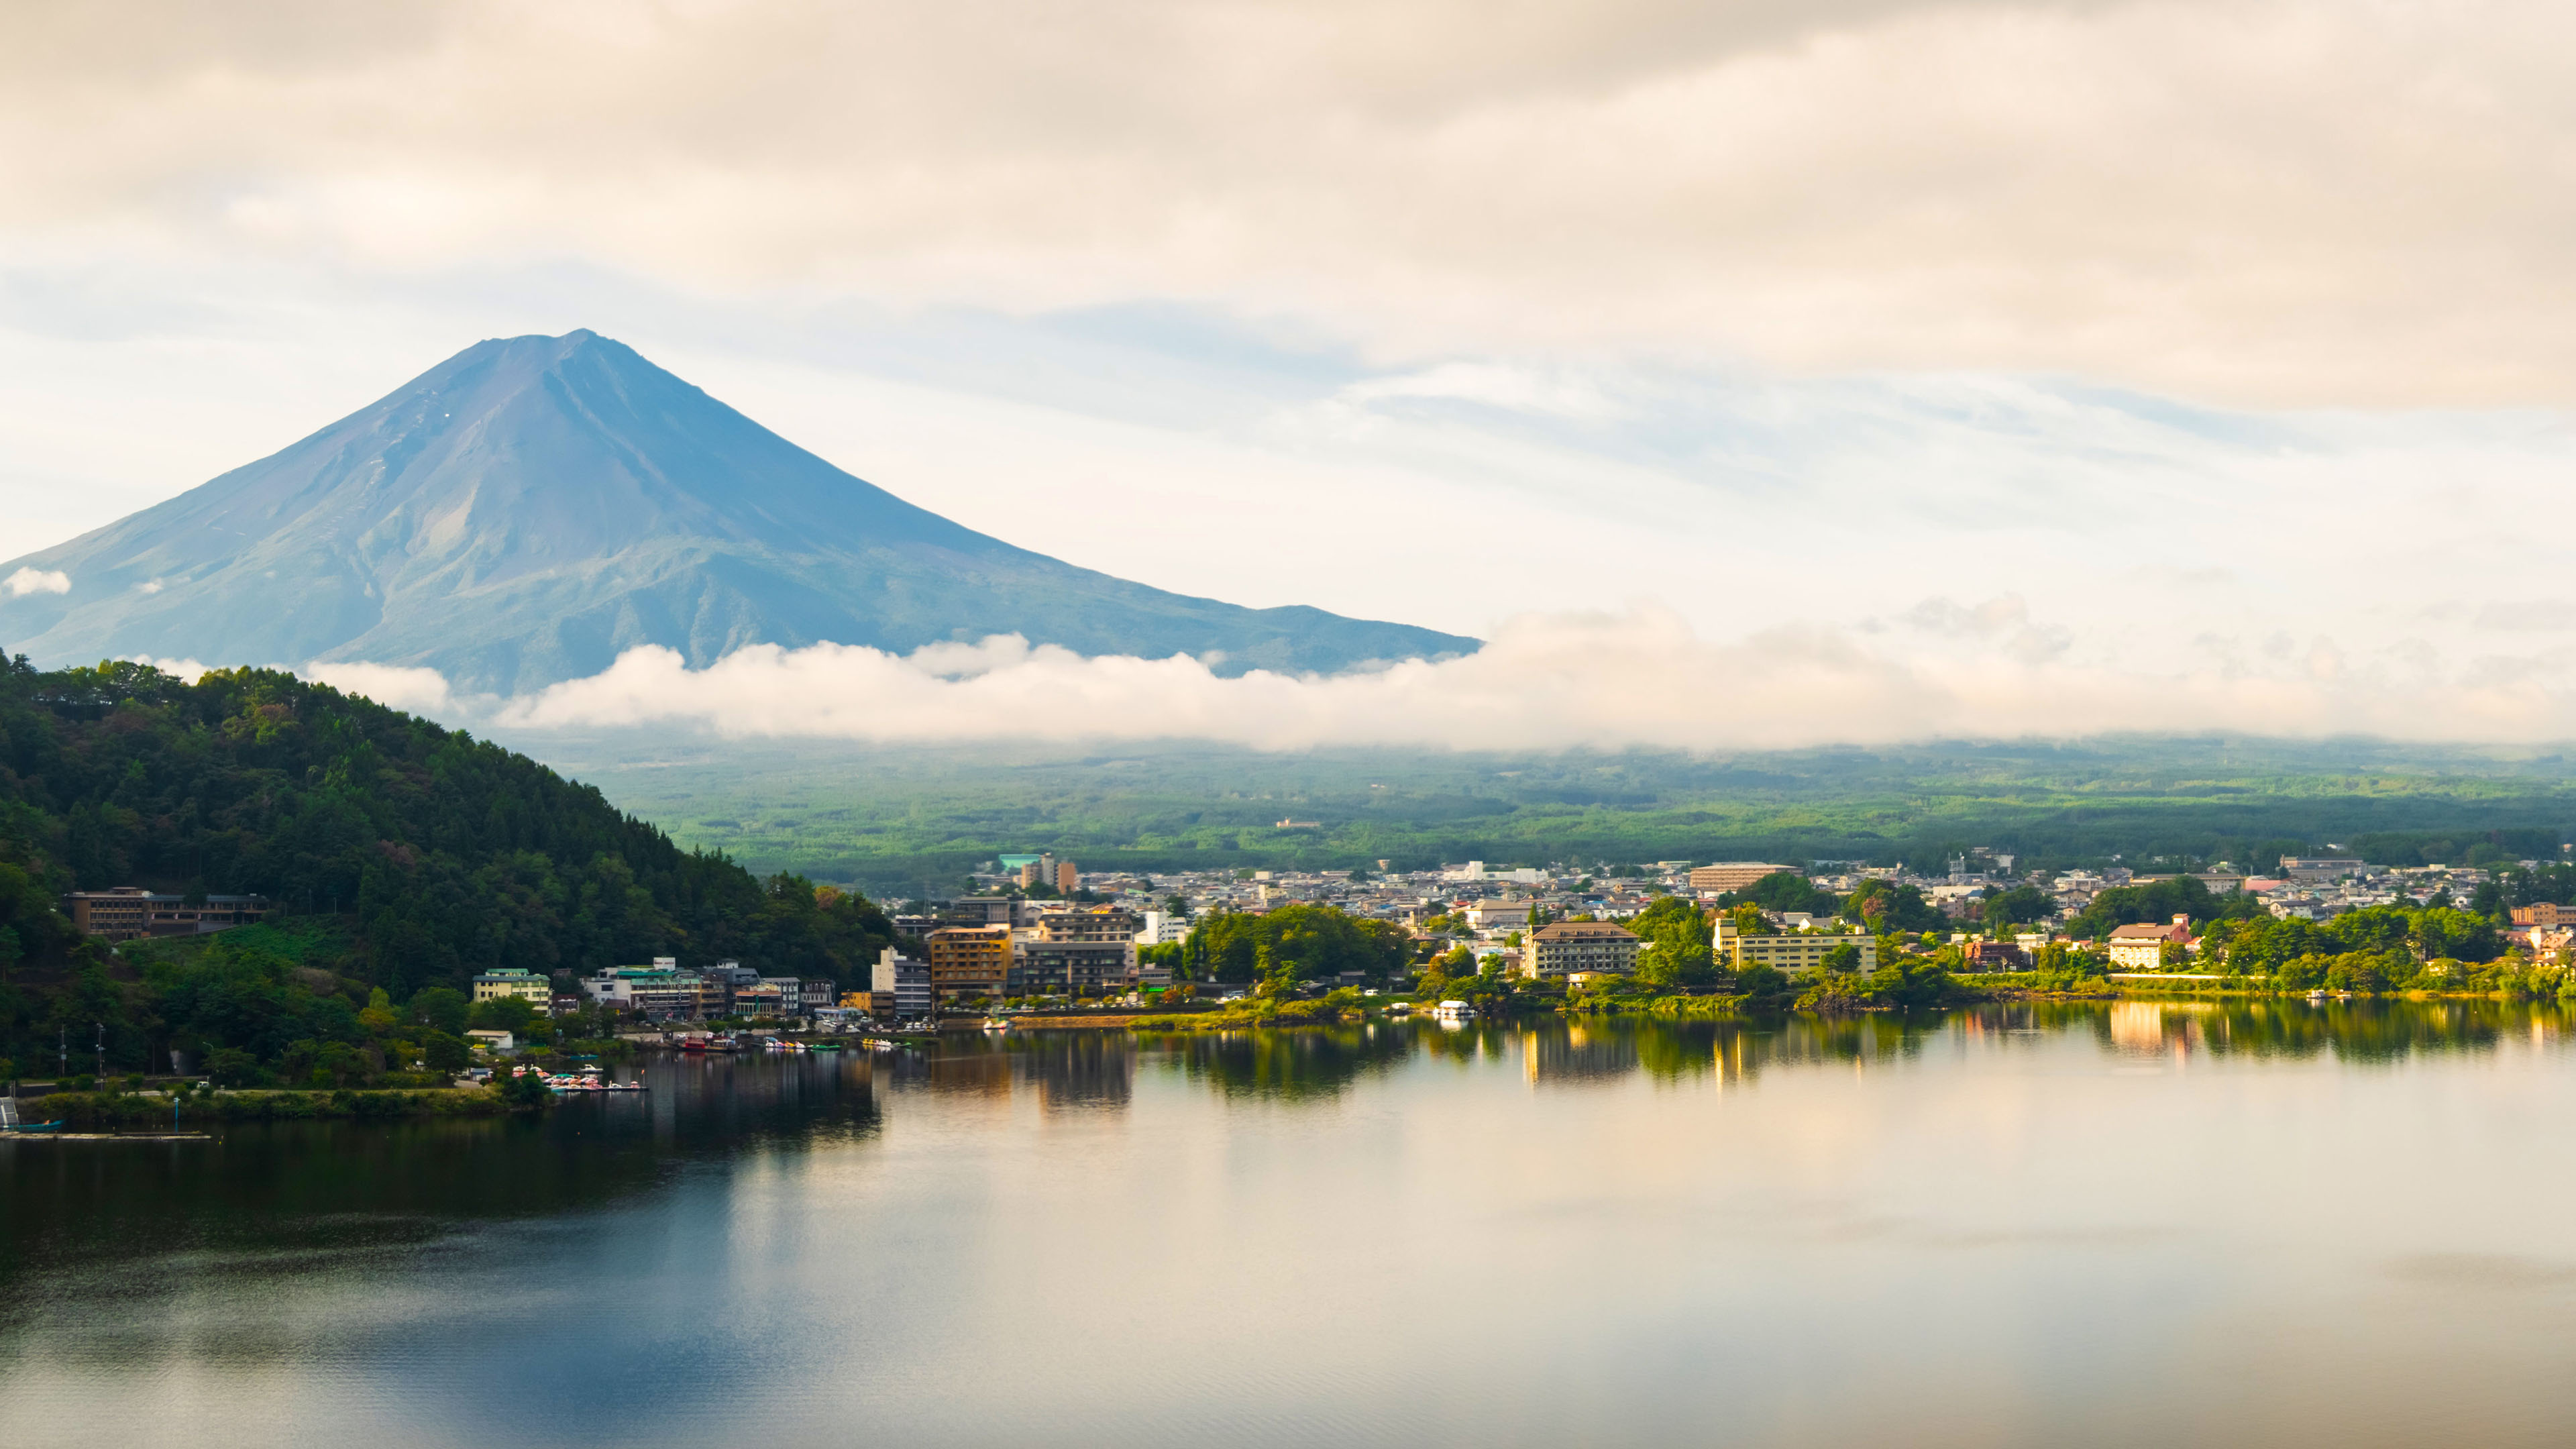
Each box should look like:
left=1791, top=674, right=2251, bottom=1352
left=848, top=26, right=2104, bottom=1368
left=0, top=652, right=892, bottom=1075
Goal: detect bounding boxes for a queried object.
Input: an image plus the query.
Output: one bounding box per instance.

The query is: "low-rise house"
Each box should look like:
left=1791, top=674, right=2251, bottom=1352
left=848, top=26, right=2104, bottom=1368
left=2105, top=916, right=2194, bottom=970
left=464, top=1029, right=515, bottom=1052
left=1961, top=941, right=2032, bottom=970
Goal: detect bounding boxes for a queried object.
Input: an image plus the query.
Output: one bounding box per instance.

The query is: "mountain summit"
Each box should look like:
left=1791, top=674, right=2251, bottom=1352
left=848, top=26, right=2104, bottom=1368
left=0, top=331, right=1474, bottom=692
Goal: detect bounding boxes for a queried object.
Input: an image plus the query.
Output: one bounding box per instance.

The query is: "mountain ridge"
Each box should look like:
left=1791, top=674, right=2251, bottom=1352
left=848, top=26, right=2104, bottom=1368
left=0, top=330, right=1476, bottom=693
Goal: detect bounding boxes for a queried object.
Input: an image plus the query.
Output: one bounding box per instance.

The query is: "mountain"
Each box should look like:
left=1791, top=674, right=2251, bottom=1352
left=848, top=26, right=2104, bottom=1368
left=0, top=330, right=1476, bottom=694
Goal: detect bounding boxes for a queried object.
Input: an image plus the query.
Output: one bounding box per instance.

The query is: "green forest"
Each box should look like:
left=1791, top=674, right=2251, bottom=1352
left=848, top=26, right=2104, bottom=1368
left=0, top=654, right=894, bottom=1078
left=524, top=734, right=2576, bottom=895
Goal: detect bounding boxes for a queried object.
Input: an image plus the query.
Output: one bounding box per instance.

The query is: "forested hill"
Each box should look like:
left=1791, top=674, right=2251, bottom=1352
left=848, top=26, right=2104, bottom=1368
left=0, top=652, right=892, bottom=996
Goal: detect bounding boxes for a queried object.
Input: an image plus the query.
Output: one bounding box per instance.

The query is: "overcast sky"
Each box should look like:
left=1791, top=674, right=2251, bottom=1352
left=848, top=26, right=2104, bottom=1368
left=7, top=0, right=2576, bottom=745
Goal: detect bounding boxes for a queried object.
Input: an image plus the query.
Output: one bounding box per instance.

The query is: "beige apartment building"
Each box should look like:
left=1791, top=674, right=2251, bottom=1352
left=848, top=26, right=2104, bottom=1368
left=1521, top=921, right=1641, bottom=979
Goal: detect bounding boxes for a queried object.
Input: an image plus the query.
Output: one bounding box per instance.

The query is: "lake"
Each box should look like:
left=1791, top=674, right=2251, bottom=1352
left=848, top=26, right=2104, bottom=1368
left=11, top=1002, right=2576, bottom=1447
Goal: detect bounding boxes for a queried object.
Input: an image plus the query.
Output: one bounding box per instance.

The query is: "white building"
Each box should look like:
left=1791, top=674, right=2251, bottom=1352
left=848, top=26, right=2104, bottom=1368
left=1134, top=910, right=1191, bottom=945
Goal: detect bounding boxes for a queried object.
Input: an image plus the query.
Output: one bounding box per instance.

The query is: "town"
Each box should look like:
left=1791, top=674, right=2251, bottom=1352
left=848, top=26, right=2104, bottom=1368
left=200, top=844, right=2558, bottom=1036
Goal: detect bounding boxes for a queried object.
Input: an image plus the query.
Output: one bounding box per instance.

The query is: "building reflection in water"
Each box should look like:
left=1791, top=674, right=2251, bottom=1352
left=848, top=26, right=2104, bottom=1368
left=864, top=1000, right=2576, bottom=1121
left=1523, top=1024, right=1640, bottom=1086
left=1024, top=1032, right=1135, bottom=1112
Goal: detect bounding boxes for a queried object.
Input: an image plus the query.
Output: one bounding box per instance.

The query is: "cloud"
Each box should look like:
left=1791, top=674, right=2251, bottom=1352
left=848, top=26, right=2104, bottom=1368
left=301, top=659, right=454, bottom=714
left=5, top=0, right=2576, bottom=406
left=4, top=566, right=69, bottom=596
left=484, top=608, right=2576, bottom=751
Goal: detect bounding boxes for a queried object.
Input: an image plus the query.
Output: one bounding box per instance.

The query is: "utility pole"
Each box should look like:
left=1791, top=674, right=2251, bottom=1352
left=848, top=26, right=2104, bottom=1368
left=95, top=1022, right=105, bottom=1083
left=58, top=1026, right=66, bottom=1077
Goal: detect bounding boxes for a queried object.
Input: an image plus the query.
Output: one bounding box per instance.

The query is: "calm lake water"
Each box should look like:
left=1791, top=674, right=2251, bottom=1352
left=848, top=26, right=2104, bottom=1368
left=11, top=1002, right=2576, bottom=1447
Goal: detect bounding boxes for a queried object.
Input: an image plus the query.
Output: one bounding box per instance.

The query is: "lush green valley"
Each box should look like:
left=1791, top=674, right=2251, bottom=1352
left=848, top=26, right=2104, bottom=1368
left=517, top=733, right=2576, bottom=896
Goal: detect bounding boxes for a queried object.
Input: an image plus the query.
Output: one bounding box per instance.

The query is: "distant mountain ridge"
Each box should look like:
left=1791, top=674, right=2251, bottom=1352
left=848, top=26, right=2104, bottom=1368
left=0, top=330, right=1475, bottom=693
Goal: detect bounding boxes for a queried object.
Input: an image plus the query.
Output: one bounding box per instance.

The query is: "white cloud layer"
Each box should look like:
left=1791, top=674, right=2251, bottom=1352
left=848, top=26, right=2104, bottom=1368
left=5, top=567, right=70, bottom=596
left=482, top=609, right=2576, bottom=751
left=299, top=661, right=455, bottom=716
left=5, top=0, right=2576, bottom=406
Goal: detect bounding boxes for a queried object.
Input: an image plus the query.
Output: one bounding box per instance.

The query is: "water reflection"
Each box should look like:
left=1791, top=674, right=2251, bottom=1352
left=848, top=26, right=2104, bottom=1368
left=15, top=1004, right=2576, bottom=1448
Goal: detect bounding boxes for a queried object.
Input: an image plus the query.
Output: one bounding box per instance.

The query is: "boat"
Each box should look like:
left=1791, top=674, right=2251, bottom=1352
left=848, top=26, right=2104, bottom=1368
left=810, top=1040, right=843, bottom=1051
left=1, top=1103, right=64, bottom=1133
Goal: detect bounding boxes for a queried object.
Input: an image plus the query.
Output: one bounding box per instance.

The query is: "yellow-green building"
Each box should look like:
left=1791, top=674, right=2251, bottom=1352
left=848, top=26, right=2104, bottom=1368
left=1714, top=920, right=1876, bottom=973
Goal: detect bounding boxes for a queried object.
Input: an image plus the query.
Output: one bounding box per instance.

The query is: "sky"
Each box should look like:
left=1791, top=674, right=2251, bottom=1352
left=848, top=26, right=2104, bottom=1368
left=7, top=0, right=2576, bottom=748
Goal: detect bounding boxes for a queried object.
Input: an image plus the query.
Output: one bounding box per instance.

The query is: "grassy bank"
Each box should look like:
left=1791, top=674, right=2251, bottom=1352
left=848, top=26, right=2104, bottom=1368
left=36, top=1086, right=518, bottom=1128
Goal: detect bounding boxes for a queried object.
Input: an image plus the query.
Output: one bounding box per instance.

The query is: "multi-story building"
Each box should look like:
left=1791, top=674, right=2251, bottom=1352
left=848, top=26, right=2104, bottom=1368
left=1688, top=863, right=1793, bottom=895
left=1013, top=906, right=1141, bottom=996
left=948, top=896, right=1018, bottom=926
left=1134, top=910, right=1191, bottom=945
left=733, top=981, right=790, bottom=1017
left=1521, top=921, right=1641, bottom=979
left=1714, top=920, right=1878, bottom=973
left=928, top=925, right=1014, bottom=1011
left=2513, top=902, right=2572, bottom=928
left=1012, top=853, right=1080, bottom=894
left=2278, top=857, right=2369, bottom=885
left=472, top=969, right=553, bottom=1006
left=696, top=961, right=760, bottom=1014
left=757, top=976, right=814, bottom=1018
left=580, top=963, right=708, bottom=1020
left=1466, top=901, right=1532, bottom=933
left=62, top=886, right=270, bottom=942
left=869, top=947, right=933, bottom=1022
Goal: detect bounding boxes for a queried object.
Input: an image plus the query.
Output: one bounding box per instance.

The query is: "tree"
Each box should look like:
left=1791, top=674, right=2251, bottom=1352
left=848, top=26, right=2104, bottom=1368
left=1980, top=885, right=2053, bottom=932
left=1841, top=879, right=1944, bottom=932
left=1732, top=871, right=1839, bottom=916
left=1734, top=963, right=1788, bottom=999
left=205, top=1046, right=259, bottom=1087
left=409, top=987, right=470, bottom=1036
left=468, top=996, right=537, bottom=1033
left=422, top=1030, right=471, bottom=1073
left=1628, top=896, right=1714, bottom=989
